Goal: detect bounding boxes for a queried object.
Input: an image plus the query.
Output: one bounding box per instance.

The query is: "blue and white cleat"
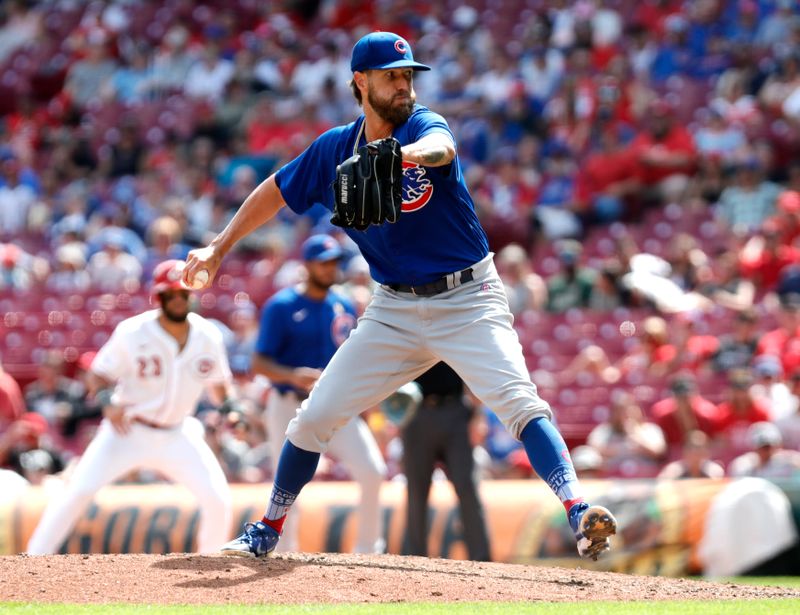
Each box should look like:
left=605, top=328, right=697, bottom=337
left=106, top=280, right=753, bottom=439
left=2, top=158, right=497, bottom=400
left=568, top=502, right=617, bottom=561
left=220, top=521, right=280, bottom=558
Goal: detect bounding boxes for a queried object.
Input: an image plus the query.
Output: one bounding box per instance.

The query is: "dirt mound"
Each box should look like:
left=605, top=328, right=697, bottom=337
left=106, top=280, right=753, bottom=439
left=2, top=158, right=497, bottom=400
left=1, top=553, right=798, bottom=604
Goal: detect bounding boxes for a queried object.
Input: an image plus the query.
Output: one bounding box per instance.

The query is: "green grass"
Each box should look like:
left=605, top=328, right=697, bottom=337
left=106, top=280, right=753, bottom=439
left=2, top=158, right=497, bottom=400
left=1, top=601, right=800, bottom=615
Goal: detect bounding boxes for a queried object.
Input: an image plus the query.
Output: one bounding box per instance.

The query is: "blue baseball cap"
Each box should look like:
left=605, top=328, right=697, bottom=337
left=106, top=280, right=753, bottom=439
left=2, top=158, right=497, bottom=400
left=350, top=32, right=431, bottom=73
left=302, top=234, right=344, bottom=262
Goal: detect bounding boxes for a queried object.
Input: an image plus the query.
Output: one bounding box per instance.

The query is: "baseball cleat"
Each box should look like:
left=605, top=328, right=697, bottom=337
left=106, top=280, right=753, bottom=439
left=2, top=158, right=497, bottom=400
left=220, top=521, right=280, bottom=558
left=568, top=502, right=617, bottom=561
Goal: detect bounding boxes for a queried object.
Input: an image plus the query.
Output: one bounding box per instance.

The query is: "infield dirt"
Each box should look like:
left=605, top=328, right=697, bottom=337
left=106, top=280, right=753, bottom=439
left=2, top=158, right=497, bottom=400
left=1, top=553, right=799, bottom=604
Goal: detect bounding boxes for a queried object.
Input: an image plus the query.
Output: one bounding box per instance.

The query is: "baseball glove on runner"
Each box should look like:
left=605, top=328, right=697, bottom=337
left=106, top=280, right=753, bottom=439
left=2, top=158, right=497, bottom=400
left=331, top=137, right=403, bottom=231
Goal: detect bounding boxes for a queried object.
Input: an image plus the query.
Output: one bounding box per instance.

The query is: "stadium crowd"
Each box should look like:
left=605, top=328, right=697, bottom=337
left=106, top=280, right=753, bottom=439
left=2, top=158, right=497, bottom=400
left=2, top=0, right=800, bottom=494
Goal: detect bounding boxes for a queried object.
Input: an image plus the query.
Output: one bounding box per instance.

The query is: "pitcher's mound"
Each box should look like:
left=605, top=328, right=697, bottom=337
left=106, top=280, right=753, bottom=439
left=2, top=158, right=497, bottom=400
left=2, top=553, right=799, bottom=604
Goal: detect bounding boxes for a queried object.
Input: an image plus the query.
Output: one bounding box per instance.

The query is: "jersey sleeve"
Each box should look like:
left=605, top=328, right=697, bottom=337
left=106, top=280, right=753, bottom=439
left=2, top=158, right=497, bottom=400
left=91, top=327, right=132, bottom=381
left=207, top=328, right=234, bottom=385
left=408, top=108, right=456, bottom=144
left=275, top=127, right=343, bottom=215
left=255, top=300, right=287, bottom=358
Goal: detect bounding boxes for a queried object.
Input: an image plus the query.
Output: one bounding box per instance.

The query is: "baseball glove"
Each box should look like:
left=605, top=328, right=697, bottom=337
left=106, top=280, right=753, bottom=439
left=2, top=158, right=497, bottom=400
left=331, top=137, right=403, bottom=231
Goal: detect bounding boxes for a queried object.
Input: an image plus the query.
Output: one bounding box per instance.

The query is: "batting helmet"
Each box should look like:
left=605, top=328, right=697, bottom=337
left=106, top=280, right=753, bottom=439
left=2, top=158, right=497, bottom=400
left=150, top=259, right=187, bottom=296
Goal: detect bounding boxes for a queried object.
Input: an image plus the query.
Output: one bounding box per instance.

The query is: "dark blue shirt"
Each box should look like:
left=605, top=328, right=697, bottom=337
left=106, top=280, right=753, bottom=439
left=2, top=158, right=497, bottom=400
left=275, top=104, right=489, bottom=286
left=255, top=287, right=357, bottom=395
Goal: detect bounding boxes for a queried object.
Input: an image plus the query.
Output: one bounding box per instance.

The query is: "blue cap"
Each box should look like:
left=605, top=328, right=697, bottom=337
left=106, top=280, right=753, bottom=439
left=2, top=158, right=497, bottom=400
left=350, top=32, right=431, bottom=73
left=302, top=234, right=344, bottom=262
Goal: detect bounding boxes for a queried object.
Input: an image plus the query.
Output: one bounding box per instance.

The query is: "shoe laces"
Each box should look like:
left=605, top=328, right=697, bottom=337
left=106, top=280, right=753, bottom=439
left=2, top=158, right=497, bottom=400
left=242, top=521, right=262, bottom=542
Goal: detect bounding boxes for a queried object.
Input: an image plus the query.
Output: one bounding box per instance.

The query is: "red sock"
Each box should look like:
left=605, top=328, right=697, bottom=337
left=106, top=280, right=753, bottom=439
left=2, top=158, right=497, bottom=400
left=261, top=515, right=287, bottom=533
left=563, top=498, right=585, bottom=514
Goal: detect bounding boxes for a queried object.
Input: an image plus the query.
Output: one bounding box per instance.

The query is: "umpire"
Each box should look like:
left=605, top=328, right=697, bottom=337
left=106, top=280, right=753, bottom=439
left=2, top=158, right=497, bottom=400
left=402, top=362, right=491, bottom=561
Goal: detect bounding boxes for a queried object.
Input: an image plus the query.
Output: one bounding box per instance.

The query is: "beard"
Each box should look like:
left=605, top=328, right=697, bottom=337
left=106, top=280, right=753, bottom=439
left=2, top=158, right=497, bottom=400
left=367, top=84, right=415, bottom=126
left=161, top=300, right=189, bottom=323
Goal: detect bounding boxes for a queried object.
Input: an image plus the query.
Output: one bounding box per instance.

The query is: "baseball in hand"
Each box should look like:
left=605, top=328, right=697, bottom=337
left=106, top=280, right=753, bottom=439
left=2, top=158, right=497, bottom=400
left=187, top=269, right=209, bottom=290
left=619, top=320, right=636, bottom=337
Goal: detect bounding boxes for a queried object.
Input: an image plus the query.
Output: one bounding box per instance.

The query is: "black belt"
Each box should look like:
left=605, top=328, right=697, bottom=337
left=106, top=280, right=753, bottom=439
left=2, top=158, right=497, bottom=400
left=387, top=268, right=474, bottom=297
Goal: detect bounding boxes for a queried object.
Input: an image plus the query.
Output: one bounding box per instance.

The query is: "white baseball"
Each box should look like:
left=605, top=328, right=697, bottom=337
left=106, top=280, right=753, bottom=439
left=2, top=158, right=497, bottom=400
left=188, top=269, right=209, bottom=290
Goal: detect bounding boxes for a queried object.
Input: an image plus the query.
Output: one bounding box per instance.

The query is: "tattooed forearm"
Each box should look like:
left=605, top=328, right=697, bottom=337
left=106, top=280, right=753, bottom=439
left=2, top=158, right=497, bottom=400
left=401, top=136, right=455, bottom=167
left=420, top=147, right=447, bottom=165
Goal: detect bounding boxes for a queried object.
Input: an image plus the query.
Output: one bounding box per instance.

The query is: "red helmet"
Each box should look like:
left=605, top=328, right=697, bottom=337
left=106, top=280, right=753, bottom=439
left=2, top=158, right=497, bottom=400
left=151, top=259, right=187, bottom=296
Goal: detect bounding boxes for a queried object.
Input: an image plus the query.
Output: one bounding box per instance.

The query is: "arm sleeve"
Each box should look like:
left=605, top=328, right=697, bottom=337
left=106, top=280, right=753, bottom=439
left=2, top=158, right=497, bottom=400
left=275, top=128, right=342, bottom=215
left=91, top=328, right=132, bottom=381
left=207, top=328, right=234, bottom=385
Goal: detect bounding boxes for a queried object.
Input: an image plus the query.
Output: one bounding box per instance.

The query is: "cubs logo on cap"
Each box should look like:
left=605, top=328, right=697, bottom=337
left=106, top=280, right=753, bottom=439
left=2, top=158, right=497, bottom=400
left=350, top=31, right=431, bottom=73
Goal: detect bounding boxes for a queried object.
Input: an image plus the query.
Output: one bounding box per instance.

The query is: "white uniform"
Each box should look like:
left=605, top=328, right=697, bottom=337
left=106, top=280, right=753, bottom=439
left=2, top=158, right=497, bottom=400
left=27, top=310, right=233, bottom=554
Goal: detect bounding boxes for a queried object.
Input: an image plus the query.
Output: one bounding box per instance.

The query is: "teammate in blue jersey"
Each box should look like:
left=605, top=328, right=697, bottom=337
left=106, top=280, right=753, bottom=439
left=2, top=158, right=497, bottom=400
left=185, top=31, right=617, bottom=561
left=254, top=234, right=386, bottom=554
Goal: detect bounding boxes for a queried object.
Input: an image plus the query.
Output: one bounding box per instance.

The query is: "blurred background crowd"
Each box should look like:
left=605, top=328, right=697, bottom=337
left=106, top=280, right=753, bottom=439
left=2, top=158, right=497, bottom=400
left=2, top=0, right=800, bottom=493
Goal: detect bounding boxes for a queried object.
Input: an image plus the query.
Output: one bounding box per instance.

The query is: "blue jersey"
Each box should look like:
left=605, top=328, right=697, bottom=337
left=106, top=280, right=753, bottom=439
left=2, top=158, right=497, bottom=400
left=275, top=105, right=489, bottom=286
left=255, top=287, right=357, bottom=395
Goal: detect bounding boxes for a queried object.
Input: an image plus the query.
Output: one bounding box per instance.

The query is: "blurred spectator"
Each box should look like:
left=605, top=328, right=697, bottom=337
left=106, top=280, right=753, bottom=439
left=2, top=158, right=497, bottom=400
left=0, top=412, right=64, bottom=477
left=0, top=0, right=42, bottom=64
left=151, top=24, right=196, bottom=93
left=777, top=370, right=800, bottom=450
left=710, top=68, right=761, bottom=128
left=715, top=158, right=782, bottom=234
left=750, top=354, right=796, bottom=422
left=651, top=374, right=723, bottom=449
left=98, top=118, right=146, bottom=179
left=46, top=242, right=90, bottom=293
left=63, top=30, right=117, bottom=110
left=755, top=0, right=800, bottom=51
left=711, top=307, right=760, bottom=373
left=532, top=144, right=583, bottom=241
left=225, top=303, right=260, bottom=377
left=86, top=233, right=143, bottom=291
left=738, top=218, right=799, bottom=291
left=759, top=52, right=800, bottom=115
left=649, top=14, right=694, bottom=82
left=573, top=123, right=640, bottom=225
left=586, top=390, right=667, bottom=477
left=546, top=240, right=597, bottom=312
left=756, top=293, right=800, bottom=376
left=0, top=358, right=24, bottom=427
left=618, top=315, right=676, bottom=378
left=185, top=44, right=236, bottom=103
left=715, top=368, right=772, bottom=452
left=0, top=243, right=33, bottom=290
left=667, top=311, right=719, bottom=374
left=570, top=444, right=604, bottom=479
left=629, top=99, right=697, bottom=207
left=728, top=422, right=800, bottom=479
left=657, top=430, right=725, bottom=479
left=143, top=215, right=191, bottom=279
left=495, top=243, right=547, bottom=315
left=0, top=155, right=37, bottom=236
left=588, top=258, right=629, bottom=311
left=23, top=351, right=84, bottom=435
left=697, top=251, right=755, bottom=312
left=102, top=42, right=156, bottom=105
left=694, top=108, right=748, bottom=163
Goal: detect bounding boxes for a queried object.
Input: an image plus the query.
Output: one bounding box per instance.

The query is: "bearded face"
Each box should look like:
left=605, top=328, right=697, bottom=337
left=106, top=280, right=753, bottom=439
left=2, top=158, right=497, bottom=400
left=366, top=73, right=416, bottom=125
